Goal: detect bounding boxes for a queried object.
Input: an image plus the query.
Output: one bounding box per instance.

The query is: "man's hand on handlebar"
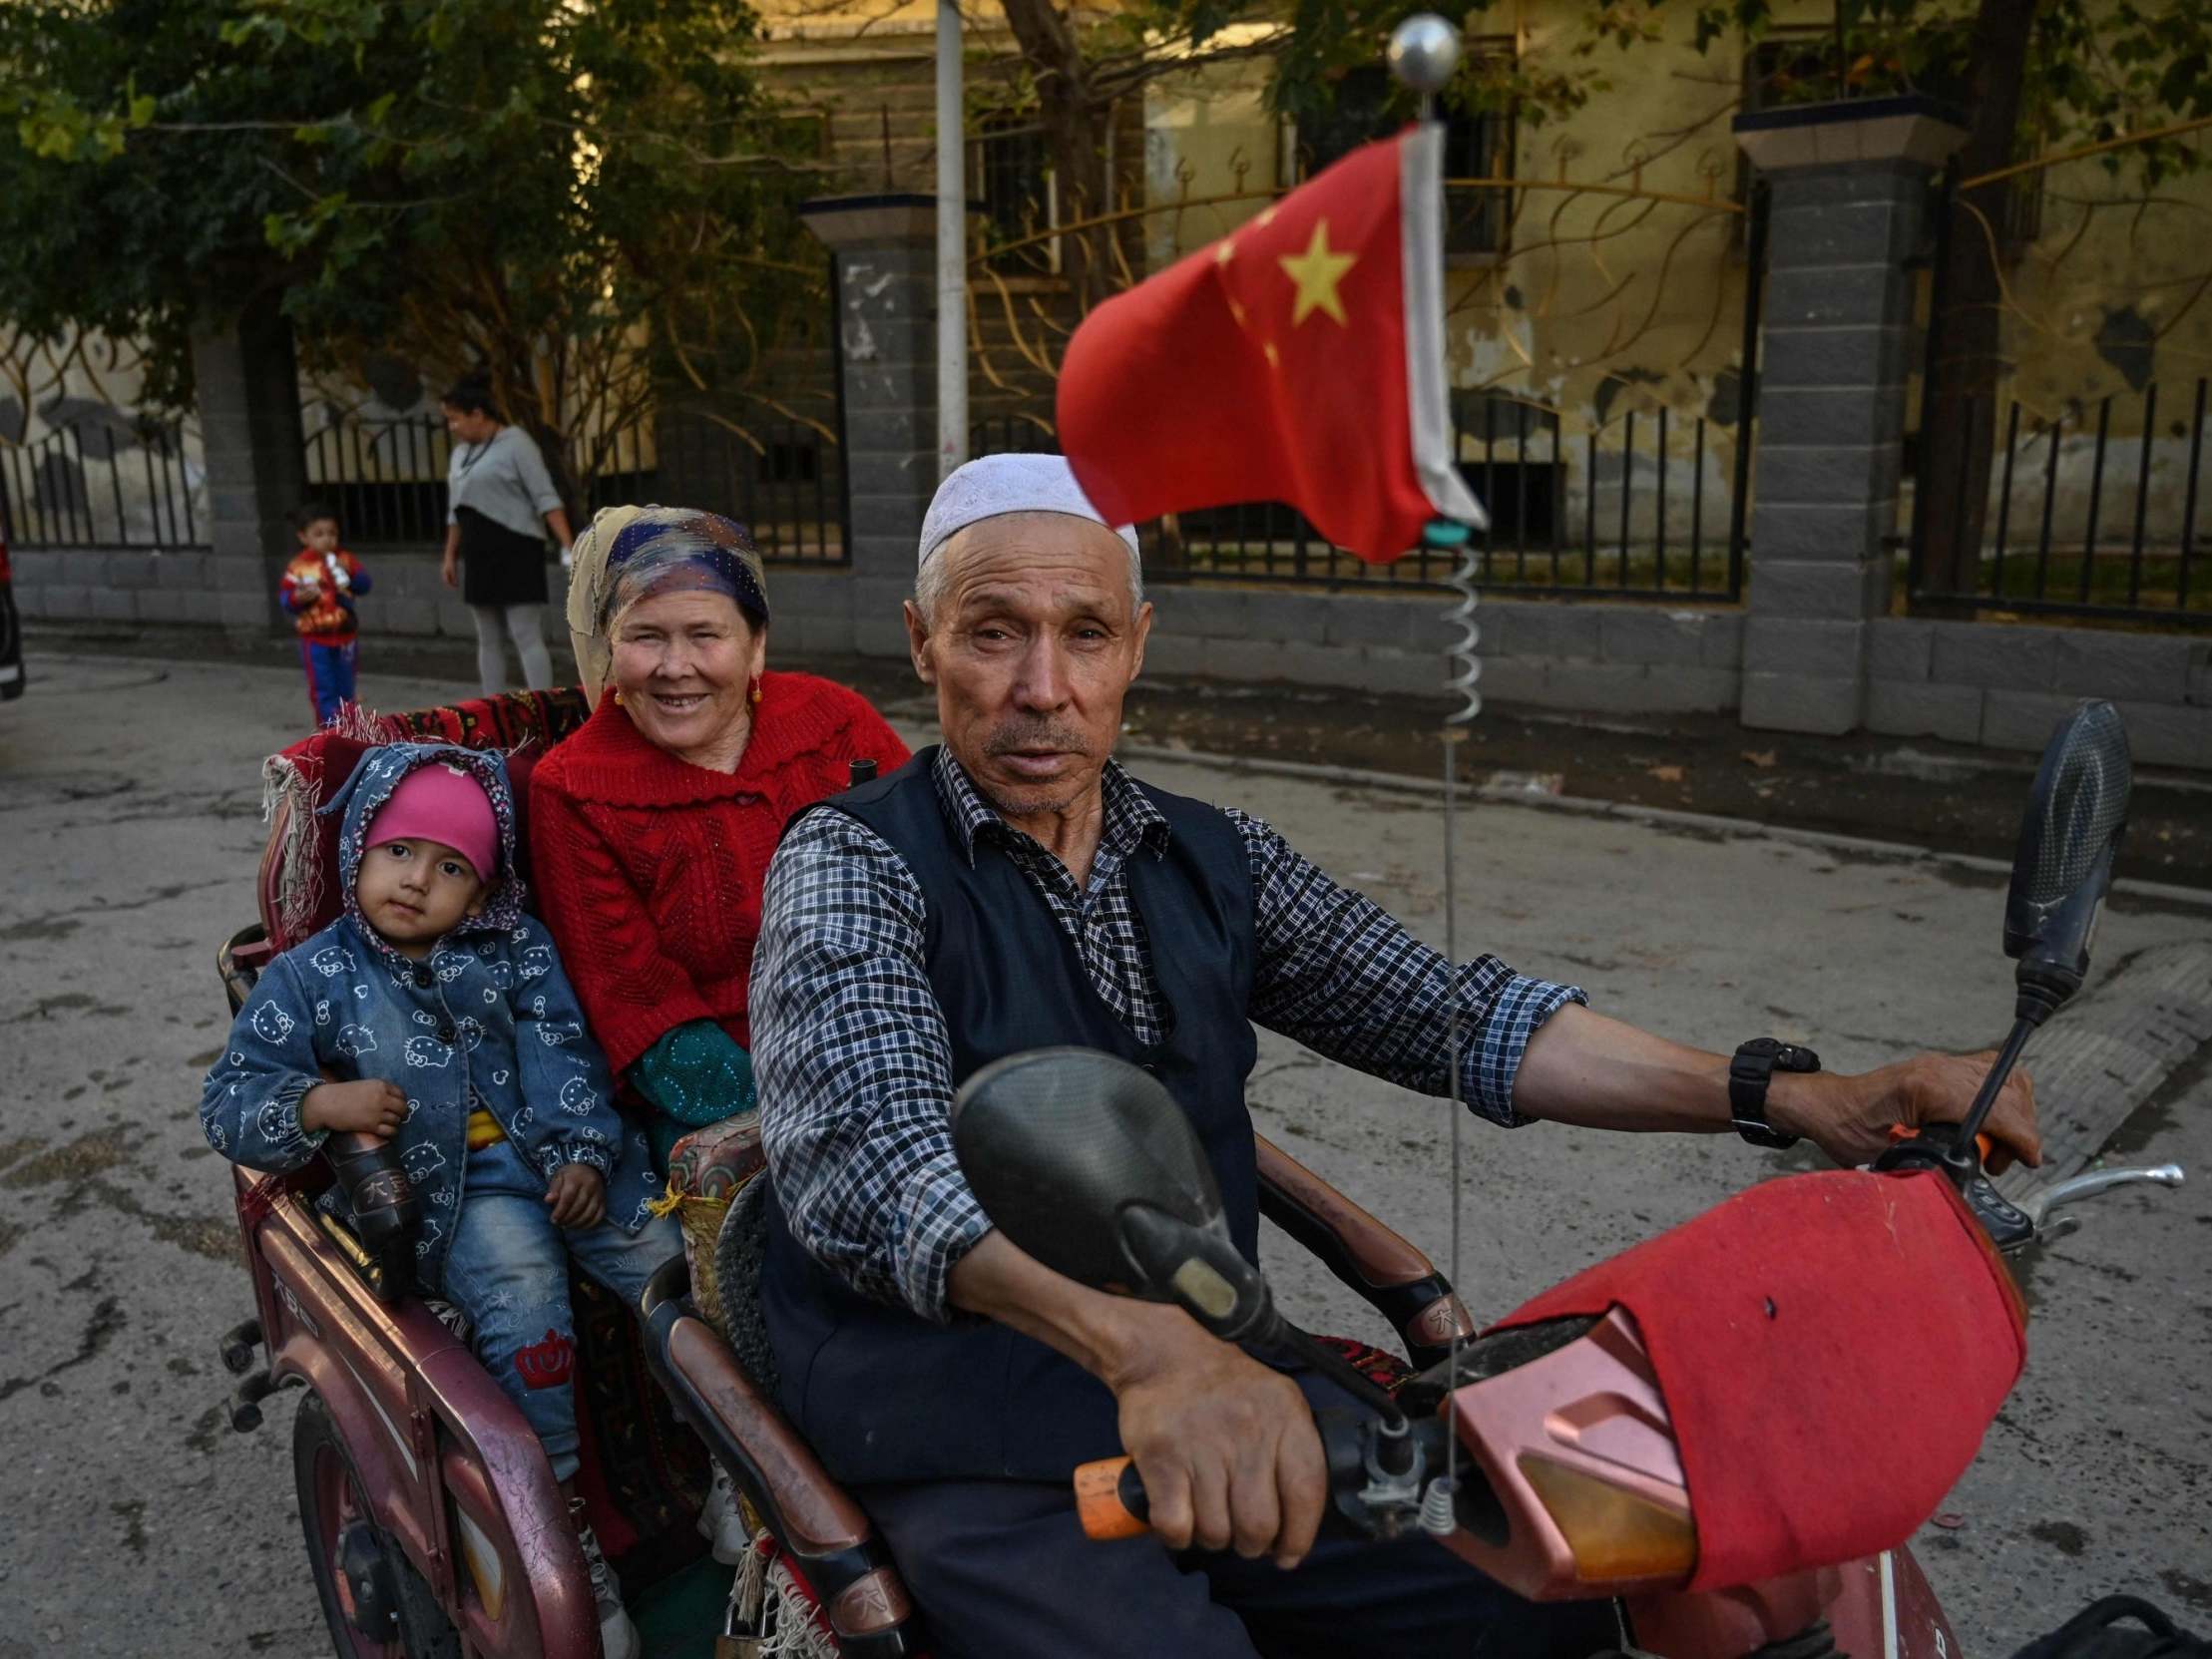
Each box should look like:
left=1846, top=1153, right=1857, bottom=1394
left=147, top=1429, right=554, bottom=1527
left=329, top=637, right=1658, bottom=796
left=301, top=1078, right=407, bottom=1139
left=1773, top=1052, right=2040, bottom=1173
left=947, top=1230, right=1328, bottom=1570
left=1105, top=1313, right=1327, bottom=1569
left=1514, top=1008, right=2042, bottom=1173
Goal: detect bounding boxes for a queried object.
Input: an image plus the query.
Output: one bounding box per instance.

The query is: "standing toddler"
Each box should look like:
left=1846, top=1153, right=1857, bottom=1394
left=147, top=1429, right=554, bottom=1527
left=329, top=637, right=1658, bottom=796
left=281, top=502, right=372, bottom=725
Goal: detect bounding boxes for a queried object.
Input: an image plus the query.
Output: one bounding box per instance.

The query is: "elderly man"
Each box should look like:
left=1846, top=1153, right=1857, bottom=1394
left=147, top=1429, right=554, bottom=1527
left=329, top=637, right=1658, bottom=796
left=751, top=454, right=2036, bottom=1657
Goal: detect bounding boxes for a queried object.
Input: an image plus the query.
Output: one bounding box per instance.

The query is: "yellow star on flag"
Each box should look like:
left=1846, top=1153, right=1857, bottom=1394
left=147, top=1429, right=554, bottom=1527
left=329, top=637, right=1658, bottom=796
left=1278, top=220, right=1357, bottom=327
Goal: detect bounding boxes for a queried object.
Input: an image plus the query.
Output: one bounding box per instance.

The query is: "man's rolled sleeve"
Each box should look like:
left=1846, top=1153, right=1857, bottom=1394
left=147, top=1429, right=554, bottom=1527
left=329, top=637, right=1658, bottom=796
left=753, top=808, right=989, bottom=1324
left=888, top=1150, right=995, bottom=1322
left=1467, top=975, right=1586, bottom=1126
left=1230, top=807, right=1587, bottom=1126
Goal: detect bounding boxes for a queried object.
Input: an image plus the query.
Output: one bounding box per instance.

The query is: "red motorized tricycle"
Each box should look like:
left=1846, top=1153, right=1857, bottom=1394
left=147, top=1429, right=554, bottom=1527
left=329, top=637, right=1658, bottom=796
left=208, top=691, right=2185, bottom=1659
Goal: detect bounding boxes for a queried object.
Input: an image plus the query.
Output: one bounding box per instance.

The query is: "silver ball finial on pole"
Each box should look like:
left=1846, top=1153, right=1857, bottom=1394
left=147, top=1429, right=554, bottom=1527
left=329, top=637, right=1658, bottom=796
left=1388, top=13, right=1462, bottom=113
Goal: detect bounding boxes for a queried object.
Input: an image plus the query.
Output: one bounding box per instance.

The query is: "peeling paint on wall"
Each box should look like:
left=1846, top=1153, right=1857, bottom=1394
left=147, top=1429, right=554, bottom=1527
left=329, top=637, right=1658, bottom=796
left=2092, top=306, right=2155, bottom=394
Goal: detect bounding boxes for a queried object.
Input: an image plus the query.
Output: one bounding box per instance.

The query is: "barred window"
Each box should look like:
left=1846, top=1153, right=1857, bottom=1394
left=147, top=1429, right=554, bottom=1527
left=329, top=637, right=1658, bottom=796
left=1295, top=64, right=1513, bottom=257
left=971, top=115, right=1056, bottom=276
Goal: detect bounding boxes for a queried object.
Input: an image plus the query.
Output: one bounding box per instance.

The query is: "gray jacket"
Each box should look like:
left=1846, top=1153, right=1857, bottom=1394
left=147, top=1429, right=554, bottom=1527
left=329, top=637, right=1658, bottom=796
left=447, top=425, right=562, bottom=542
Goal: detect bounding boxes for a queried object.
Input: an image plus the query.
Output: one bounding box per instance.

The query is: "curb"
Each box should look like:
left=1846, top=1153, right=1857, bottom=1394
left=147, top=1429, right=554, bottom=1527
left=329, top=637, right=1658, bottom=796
left=1114, top=741, right=2212, bottom=913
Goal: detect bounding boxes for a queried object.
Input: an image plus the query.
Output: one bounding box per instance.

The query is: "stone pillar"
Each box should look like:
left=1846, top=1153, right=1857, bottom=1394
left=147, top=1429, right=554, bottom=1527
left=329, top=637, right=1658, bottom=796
left=799, top=194, right=942, bottom=657
left=192, top=302, right=310, bottom=634
left=1735, top=97, right=1966, bottom=734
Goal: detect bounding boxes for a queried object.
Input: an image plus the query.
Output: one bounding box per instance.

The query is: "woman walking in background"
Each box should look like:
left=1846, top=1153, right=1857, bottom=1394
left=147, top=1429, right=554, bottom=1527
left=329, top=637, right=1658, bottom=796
left=439, top=373, right=572, bottom=693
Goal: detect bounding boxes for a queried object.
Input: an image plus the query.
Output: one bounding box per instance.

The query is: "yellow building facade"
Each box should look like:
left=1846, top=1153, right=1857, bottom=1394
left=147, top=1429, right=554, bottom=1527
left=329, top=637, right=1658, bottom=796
left=754, top=0, right=2212, bottom=569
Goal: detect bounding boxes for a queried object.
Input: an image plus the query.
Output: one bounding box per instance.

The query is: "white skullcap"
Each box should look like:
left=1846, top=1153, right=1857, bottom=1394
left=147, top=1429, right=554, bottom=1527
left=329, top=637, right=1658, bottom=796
left=918, top=453, right=1140, bottom=568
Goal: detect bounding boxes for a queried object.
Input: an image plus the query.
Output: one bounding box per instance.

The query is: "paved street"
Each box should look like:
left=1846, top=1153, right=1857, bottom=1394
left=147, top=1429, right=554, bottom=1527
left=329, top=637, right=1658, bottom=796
left=1, top=648, right=2206, bottom=1657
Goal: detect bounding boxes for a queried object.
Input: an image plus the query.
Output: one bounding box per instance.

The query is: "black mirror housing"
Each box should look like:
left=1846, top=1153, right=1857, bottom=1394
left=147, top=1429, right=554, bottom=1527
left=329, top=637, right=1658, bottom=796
left=2003, top=699, right=2131, bottom=1019
left=950, top=1047, right=1231, bottom=1298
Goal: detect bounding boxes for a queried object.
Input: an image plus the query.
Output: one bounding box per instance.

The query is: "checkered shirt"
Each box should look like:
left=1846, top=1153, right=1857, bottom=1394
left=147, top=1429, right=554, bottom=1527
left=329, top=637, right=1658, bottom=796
left=752, top=748, right=1585, bottom=1323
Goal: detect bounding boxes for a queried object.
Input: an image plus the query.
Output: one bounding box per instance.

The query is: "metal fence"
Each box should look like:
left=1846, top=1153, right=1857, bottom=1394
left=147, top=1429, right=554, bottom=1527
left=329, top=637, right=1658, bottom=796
left=644, top=416, right=846, bottom=564
left=300, top=413, right=454, bottom=545
left=0, top=418, right=204, bottom=550
left=301, top=410, right=848, bottom=563
left=1907, top=379, right=2208, bottom=625
left=968, top=406, right=1747, bottom=601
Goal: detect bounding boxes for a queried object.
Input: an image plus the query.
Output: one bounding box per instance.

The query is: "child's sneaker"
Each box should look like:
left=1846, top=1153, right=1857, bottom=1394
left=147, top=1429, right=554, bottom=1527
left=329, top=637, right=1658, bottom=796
left=569, top=1497, right=639, bottom=1659
left=697, top=1462, right=749, bottom=1565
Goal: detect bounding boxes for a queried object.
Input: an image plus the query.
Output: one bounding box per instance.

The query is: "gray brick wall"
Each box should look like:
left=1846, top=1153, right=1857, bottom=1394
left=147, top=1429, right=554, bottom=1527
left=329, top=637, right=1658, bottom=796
left=14, top=540, right=867, bottom=653
left=1866, top=619, right=2212, bottom=767
left=1140, top=591, right=1746, bottom=717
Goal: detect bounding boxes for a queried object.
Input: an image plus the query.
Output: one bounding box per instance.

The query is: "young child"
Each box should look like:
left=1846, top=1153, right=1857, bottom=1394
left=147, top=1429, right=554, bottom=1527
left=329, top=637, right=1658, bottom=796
left=281, top=502, right=373, bottom=726
left=202, top=743, right=674, bottom=1659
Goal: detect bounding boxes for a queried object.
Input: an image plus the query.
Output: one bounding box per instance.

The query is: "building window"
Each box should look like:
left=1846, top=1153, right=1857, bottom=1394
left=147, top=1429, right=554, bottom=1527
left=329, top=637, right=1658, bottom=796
left=1295, top=64, right=1512, bottom=256
left=972, top=115, right=1057, bottom=276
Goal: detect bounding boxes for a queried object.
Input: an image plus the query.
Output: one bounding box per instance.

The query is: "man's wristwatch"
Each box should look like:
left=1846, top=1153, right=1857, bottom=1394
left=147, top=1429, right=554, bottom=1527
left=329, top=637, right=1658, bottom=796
left=1729, top=1037, right=1818, bottom=1149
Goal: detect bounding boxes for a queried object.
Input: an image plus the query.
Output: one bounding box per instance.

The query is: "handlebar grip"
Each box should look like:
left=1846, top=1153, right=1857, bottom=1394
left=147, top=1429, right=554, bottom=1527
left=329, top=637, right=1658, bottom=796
left=1889, top=1124, right=1995, bottom=1161
left=1074, top=1456, right=1150, bottom=1541
left=324, top=1129, right=419, bottom=1301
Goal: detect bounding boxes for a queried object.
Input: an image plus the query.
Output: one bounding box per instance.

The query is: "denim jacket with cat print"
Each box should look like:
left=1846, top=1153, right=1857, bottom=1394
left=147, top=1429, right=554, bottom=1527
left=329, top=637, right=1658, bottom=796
left=199, top=743, right=662, bottom=1294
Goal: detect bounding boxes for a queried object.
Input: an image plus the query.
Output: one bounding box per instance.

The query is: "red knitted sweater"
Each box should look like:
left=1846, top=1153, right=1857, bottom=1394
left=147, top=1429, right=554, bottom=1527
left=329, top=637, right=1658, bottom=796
left=527, top=670, right=912, bottom=1078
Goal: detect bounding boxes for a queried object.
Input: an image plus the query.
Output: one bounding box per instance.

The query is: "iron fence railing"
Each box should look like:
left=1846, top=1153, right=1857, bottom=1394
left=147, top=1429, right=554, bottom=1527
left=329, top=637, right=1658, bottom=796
left=643, top=418, right=846, bottom=564
left=1907, top=379, right=2208, bottom=625
left=301, top=412, right=454, bottom=545
left=968, top=407, right=1746, bottom=601
left=301, top=411, right=848, bottom=563
left=0, top=418, right=204, bottom=550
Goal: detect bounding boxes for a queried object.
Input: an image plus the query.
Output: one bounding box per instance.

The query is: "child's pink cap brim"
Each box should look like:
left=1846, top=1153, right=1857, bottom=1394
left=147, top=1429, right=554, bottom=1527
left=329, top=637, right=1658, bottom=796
left=365, top=762, right=499, bottom=883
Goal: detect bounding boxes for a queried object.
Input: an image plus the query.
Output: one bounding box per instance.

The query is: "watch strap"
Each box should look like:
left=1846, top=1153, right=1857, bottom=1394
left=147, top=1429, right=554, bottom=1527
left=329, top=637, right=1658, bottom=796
left=1729, top=1037, right=1814, bottom=1149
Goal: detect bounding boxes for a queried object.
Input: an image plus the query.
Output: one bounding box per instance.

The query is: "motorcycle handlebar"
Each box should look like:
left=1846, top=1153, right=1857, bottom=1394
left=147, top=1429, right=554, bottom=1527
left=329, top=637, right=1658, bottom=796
left=1075, top=1455, right=1151, bottom=1540
left=1888, top=1124, right=1995, bottom=1162
left=1073, top=1408, right=1426, bottom=1544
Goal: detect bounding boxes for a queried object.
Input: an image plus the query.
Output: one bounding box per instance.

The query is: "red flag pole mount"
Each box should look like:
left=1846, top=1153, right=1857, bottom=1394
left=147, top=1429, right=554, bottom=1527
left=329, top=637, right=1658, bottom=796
left=1385, top=11, right=1489, bottom=1543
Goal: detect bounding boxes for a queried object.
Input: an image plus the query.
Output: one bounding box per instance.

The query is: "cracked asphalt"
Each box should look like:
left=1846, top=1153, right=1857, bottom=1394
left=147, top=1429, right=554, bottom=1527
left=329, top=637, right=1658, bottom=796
left=1, top=647, right=2206, bottom=1658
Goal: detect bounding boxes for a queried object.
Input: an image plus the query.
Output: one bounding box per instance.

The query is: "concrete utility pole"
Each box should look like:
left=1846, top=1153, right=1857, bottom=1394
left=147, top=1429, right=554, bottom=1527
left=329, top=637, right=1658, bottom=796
left=935, top=0, right=967, bottom=479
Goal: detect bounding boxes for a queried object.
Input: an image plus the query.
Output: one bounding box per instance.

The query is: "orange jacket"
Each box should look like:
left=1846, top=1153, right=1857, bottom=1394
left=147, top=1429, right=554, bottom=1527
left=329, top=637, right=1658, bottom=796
left=279, top=549, right=371, bottom=639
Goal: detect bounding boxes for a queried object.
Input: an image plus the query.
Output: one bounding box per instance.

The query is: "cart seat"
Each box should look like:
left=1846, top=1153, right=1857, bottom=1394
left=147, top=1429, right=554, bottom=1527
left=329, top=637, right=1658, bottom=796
left=231, top=689, right=930, bottom=1653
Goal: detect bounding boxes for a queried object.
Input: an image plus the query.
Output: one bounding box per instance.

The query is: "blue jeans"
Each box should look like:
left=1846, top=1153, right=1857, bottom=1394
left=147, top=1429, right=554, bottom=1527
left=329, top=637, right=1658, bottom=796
left=441, top=1138, right=682, bottom=1482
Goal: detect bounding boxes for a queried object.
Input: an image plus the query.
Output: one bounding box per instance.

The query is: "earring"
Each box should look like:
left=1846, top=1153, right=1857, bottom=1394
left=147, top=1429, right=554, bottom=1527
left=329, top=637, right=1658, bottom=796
left=610, top=688, right=624, bottom=707
left=748, top=676, right=762, bottom=707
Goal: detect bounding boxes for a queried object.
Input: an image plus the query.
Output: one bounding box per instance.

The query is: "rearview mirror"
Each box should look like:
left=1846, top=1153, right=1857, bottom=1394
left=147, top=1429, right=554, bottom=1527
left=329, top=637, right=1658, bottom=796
left=949, top=1048, right=1276, bottom=1343
left=2003, top=699, right=2131, bottom=1020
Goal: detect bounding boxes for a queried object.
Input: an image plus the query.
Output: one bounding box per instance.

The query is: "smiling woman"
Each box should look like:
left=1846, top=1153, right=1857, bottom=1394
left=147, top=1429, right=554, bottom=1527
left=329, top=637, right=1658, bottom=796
left=610, top=588, right=768, bottom=771
left=527, top=504, right=910, bottom=1170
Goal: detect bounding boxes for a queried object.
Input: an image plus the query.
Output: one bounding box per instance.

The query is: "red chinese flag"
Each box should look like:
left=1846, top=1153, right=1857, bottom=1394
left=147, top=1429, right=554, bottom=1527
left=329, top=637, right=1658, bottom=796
left=1056, top=124, right=1485, bottom=564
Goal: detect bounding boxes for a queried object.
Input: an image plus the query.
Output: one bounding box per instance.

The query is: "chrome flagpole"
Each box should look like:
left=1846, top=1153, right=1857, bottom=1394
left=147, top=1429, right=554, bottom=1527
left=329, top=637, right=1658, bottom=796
left=1386, top=11, right=1479, bottom=1537
left=936, top=0, right=969, bottom=480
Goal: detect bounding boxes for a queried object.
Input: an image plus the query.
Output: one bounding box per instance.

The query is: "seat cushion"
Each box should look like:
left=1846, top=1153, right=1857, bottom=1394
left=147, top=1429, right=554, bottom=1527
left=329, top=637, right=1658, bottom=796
left=258, top=687, right=591, bottom=948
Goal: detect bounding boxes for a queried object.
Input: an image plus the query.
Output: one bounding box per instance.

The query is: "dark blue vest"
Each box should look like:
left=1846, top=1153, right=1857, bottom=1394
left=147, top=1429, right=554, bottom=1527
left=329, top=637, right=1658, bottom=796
left=760, top=749, right=1260, bottom=1484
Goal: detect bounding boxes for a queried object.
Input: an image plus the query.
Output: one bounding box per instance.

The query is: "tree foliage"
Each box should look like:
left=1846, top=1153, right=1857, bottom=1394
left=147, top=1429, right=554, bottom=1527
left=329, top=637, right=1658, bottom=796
left=0, top=0, right=826, bottom=479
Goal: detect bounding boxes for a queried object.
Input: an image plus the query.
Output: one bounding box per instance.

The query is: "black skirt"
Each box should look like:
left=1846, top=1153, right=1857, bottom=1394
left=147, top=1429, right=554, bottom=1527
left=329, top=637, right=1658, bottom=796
left=456, top=506, right=550, bottom=608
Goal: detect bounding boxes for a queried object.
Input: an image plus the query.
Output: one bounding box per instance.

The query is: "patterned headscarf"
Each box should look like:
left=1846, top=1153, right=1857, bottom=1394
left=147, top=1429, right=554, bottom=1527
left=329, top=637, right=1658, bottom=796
left=565, top=505, right=770, bottom=706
